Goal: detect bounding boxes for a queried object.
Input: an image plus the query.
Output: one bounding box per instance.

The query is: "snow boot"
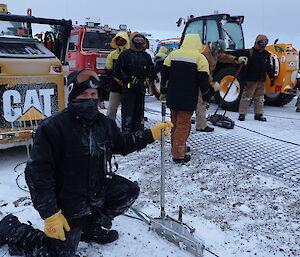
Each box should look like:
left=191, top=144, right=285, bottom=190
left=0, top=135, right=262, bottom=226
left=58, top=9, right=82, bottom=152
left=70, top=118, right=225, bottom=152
left=296, top=108, right=300, bottom=112
left=254, top=114, right=267, bottom=121
left=238, top=114, right=245, bottom=121
left=196, top=126, right=214, bottom=132
left=173, top=154, right=191, bottom=164
left=0, top=214, right=21, bottom=246
left=81, top=226, right=119, bottom=244
left=0, top=214, right=50, bottom=256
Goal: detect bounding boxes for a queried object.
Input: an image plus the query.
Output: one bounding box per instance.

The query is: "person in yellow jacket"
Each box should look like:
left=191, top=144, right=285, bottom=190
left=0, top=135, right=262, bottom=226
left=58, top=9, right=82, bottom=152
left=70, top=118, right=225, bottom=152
left=154, top=46, right=168, bottom=75
left=106, top=31, right=130, bottom=120
left=160, top=34, right=210, bottom=163
left=154, top=46, right=168, bottom=60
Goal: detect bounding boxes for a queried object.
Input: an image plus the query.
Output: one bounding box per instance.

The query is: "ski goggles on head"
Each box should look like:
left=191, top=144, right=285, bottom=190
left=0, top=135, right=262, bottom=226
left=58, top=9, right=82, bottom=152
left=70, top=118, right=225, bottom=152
left=77, top=76, right=101, bottom=89
left=68, top=75, right=102, bottom=100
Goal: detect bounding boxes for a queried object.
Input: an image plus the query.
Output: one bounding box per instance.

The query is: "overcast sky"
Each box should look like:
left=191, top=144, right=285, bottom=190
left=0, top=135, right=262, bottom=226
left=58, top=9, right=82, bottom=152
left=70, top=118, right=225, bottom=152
left=3, top=0, right=300, bottom=50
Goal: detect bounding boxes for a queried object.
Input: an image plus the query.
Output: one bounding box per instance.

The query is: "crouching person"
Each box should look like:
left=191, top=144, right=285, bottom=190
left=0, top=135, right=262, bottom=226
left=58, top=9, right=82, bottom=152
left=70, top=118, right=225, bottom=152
left=0, top=69, right=173, bottom=257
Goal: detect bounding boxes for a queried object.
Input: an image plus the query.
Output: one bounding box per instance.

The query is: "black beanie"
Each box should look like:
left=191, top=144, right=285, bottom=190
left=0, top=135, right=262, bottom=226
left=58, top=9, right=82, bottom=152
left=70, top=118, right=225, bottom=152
left=67, top=70, right=100, bottom=100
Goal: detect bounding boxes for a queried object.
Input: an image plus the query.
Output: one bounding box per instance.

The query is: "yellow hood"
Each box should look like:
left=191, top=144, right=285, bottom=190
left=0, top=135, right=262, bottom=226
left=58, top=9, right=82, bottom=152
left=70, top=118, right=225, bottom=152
left=156, top=46, right=168, bottom=58
left=181, top=34, right=203, bottom=51
left=254, top=34, right=268, bottom=48
left=110, top=31, right=130, bottom=50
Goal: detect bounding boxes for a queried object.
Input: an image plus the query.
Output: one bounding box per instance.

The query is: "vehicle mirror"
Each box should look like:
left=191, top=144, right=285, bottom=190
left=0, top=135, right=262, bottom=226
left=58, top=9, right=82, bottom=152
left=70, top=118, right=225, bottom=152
left=68, top=42, right=76, bottom=51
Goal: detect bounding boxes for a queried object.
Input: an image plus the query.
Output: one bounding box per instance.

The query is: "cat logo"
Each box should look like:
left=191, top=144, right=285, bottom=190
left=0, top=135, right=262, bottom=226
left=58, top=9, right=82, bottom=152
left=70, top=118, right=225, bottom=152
left=2, top=86, right=57, bottom=123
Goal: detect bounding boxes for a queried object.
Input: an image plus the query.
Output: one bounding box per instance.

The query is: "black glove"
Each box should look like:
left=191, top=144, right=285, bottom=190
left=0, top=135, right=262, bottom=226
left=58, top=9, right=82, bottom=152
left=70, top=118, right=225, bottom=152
left=270, top=78, right=275, bottom=87
left=155, top=74, right=160, bottom=83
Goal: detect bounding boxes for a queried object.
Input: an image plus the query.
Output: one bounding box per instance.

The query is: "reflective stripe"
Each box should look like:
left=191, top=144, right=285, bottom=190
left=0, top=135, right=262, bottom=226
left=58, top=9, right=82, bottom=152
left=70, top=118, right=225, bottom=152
left=171, top=57, right=197, bottom=64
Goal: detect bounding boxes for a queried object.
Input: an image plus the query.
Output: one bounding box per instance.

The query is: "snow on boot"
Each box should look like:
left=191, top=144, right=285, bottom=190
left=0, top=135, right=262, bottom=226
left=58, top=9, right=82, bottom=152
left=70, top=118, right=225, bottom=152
left=81, top=226, right=119, bottom=244
left=0, top=214, right=21, bottom=246
left=254, top=114, right=267, bottom=121
left=0, top=214, right=51, bottom=256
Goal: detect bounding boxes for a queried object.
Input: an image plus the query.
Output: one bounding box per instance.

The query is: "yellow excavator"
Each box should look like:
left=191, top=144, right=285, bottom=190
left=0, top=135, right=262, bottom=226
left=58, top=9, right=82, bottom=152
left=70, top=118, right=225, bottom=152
left=0, top=4, right=72, bottom=149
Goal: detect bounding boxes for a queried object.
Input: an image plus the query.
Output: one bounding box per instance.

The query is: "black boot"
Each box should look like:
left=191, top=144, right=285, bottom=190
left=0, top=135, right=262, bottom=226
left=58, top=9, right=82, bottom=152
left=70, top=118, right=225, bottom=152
left=238, top=114, right=245, bottom=121
left=254, top=114, right=267, bottom=121
left=0, top=214, right=51, bottom=256
left=196, top=126, right=214, bottom=132
left=0, top=214, right=21, bottom=246
left=81, top=226, right=119, bottom=244
left=173, top=154, right=191, bottom=164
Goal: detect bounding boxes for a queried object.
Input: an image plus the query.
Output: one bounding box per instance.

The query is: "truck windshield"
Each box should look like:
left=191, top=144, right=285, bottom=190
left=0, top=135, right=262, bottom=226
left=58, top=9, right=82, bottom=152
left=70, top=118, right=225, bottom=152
left=221, top=22, right=244, bottom=50
left=156, top=43, right=179, bottom=54
left=0, top=39, right=55, bottom=58
left=82, top=32, right=115, bottom=50
left=0, top=21, right=30, bottom=37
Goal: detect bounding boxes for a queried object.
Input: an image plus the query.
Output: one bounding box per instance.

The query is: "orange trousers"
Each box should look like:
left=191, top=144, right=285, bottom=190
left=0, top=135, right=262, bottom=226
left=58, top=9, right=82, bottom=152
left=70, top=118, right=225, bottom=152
left=170, top=110, right=192, bottom=159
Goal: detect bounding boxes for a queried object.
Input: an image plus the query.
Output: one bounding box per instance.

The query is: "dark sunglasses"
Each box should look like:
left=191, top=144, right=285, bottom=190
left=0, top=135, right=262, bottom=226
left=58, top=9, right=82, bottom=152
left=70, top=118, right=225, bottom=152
left=258, top=39, right=268, bottom=45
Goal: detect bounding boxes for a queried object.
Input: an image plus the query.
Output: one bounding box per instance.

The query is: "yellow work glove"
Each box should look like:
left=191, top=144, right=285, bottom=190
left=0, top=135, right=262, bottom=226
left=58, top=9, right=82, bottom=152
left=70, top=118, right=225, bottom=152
left=44, top=210, right=70, bottom=241
left=144, top=77, right=151, bottom=87
left=150, top=121, right=173, bottom=140
left=131, top=76, right=139, bottom=85
left=159, top=93, right=166, bottom=102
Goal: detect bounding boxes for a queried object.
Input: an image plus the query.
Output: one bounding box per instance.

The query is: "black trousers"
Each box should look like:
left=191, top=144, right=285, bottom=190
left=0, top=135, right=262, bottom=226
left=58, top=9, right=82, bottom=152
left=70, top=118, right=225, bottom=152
left=7, top=175, right=139, bottom=257
left=121, top=87, right=146, bottom=133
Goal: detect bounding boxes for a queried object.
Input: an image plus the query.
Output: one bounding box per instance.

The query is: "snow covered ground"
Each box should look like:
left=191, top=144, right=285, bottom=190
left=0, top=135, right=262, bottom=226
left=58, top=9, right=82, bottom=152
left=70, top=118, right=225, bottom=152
left=0, top=96, right=299, bottom=257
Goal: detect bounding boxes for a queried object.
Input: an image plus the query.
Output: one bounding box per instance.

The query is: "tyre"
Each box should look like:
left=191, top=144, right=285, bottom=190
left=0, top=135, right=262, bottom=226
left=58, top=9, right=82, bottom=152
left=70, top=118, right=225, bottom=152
left=264, top=92, right=295, bottom=106
left=214, top=65, right=244, bottom=112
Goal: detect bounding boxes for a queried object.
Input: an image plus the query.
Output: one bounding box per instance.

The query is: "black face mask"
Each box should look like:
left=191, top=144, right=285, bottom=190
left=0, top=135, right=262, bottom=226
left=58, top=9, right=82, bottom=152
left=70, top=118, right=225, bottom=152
left=257, top=39, right=268, bottom=49
left=68, top=98, right=99, bottom=124
left=133, top=41, right=144, bottom=49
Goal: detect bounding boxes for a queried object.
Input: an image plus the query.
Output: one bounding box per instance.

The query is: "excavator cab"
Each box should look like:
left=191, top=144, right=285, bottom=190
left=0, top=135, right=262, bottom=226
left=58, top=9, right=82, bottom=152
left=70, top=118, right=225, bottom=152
left=181, top=14, right=244, bottom=51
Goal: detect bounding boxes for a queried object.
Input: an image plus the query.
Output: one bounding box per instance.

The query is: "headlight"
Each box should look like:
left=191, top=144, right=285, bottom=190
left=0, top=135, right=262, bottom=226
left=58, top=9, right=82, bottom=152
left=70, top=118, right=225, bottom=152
left=96, top=57, right=106, bottom=70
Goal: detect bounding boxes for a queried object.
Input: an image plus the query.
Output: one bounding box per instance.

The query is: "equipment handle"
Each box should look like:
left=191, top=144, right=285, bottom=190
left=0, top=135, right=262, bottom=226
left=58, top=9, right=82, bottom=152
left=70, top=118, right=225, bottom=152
left=160, top=102, right=166, bottom=219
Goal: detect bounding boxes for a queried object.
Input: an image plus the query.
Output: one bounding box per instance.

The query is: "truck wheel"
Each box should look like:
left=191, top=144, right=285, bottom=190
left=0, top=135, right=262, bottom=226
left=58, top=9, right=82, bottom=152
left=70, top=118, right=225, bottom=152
left=150, top=72, right=161, bottom=99
left=214, top=65, right=244, bottom=112
left=264, top=92, right=295, bottom=106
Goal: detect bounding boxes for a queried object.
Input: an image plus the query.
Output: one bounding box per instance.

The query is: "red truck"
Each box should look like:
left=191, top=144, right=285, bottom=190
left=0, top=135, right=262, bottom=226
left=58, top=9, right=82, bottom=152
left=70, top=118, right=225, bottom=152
left=67, top=17, right=127, bottom=84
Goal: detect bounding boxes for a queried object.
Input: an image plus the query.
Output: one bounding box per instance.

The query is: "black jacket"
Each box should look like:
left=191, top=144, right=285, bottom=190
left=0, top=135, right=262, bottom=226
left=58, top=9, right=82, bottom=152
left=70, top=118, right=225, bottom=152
left=160, top=34, right=210, bottom=112
left=242, top=47, right=274, bottom=82
left=105, top=60, right=122, bottom=93
left=114, top=49, right=154, bottom=92
left=25, top=109, right=154, bottom=220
